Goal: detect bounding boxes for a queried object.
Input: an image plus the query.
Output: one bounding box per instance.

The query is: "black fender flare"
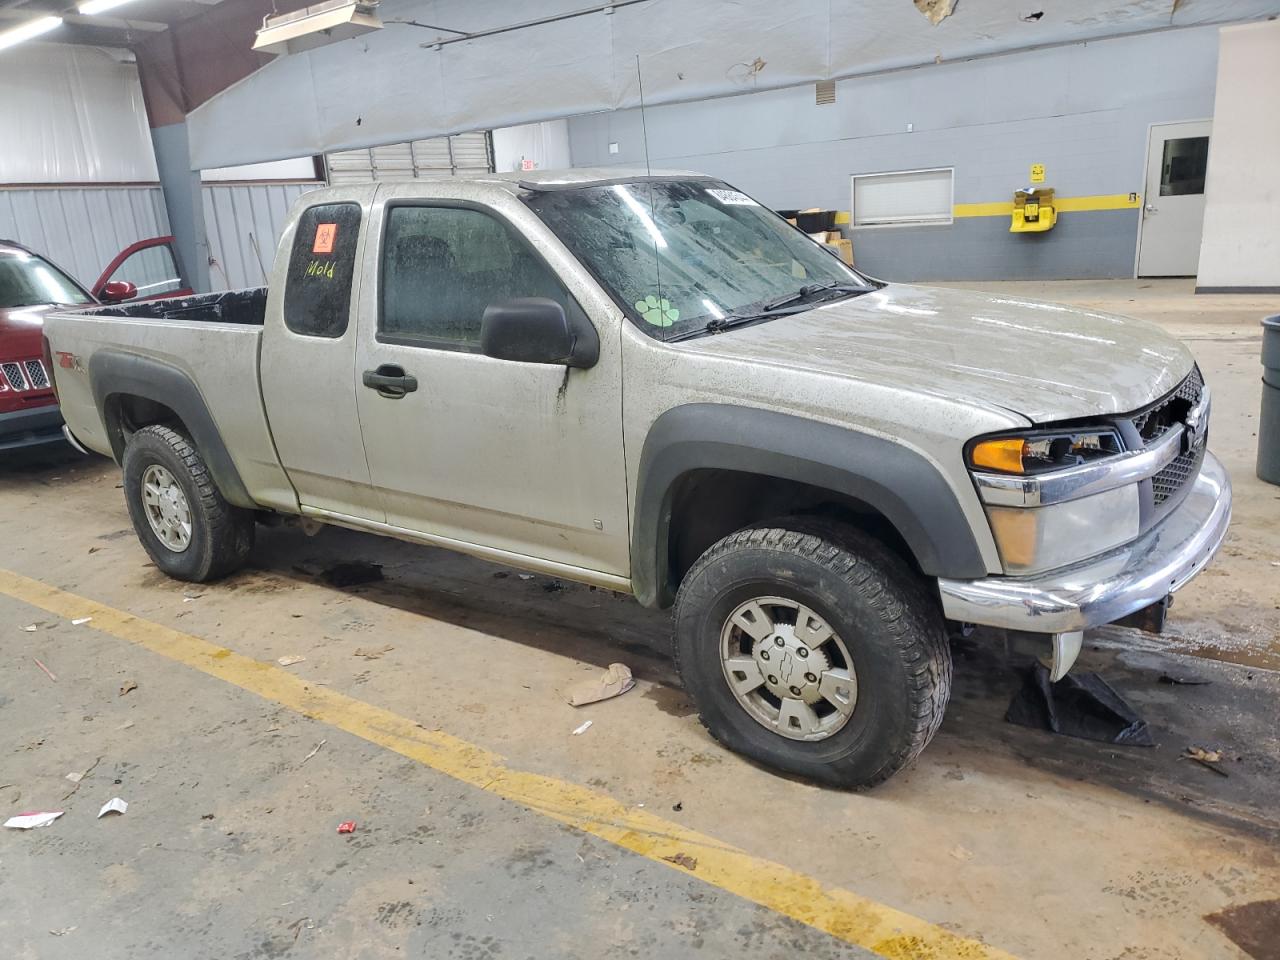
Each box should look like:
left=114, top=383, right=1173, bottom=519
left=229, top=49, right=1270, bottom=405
left=631, top=404, right=989, bottom=608
left=89, top=350, right=255, bottom=510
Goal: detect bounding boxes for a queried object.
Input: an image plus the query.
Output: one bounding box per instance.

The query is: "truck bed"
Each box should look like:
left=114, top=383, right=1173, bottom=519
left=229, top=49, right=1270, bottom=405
left=87, top=288, right=266, bottom=326
left=44, top=289, right=298, bottom=514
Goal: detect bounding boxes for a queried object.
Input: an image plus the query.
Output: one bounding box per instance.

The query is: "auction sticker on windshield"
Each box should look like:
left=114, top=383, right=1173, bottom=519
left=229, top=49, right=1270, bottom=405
left=706, top=188, right=758, bottom=206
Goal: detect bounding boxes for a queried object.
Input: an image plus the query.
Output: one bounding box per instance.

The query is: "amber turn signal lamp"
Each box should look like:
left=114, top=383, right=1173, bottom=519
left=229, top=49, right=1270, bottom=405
left=971, top=438, right=1026, bottom=474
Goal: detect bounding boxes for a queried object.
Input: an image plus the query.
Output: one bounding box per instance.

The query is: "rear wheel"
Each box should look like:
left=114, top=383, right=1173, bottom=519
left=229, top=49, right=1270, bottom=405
left=122, top=425, right=254, bottom=582
left=673, top=519, right=951, bottom=788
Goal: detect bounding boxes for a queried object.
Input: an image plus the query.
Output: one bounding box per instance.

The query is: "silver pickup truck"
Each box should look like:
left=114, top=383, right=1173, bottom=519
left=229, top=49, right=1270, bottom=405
left=44, top=169, right=1230, bottom=787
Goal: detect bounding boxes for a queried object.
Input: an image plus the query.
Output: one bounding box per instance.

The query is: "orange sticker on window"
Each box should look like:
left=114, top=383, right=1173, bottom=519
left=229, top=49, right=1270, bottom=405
left=313, top=223, right=337, bottom=255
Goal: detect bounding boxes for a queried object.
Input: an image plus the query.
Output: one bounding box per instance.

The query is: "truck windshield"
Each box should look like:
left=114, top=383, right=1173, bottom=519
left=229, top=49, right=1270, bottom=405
left=524, top=179, right=874, bottom=340
left=0, top=251, right=92, bottom=309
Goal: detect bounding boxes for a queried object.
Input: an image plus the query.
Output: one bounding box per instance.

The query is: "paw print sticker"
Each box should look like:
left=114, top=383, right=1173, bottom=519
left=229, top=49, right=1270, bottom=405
left=634, top=294, right=679, bottom=328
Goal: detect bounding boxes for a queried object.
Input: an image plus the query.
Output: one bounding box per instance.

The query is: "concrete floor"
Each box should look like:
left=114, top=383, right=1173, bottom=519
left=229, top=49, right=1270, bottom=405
left=2, top=280, right=1278, bottom=959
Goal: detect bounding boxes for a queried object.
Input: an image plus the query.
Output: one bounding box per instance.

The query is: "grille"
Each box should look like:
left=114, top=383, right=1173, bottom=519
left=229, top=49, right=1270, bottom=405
left=1132, top=366, right=1204, bottom=442
left=1, top=361, right=26, bottom=391
left=1152, top=444, right=1204, bottom=506
left=23, top=359, right=49, bottom=389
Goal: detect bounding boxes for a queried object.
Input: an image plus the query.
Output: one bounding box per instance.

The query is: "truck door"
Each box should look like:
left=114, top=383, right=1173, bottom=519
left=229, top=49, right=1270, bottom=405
left=260, top=190, right=384, bottom=522
left=351, top=192, right=629, bottom=577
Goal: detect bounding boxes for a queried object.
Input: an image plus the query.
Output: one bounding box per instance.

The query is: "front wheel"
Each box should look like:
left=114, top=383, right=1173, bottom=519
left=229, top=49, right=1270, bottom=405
left=122, top=425, right=255, bottom=582
left=673, top=520, right=951, bottom=788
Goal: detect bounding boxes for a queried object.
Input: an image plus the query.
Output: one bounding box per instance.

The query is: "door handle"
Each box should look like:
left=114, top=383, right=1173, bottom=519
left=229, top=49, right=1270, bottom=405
left=362, top=364, right=418, bottom=398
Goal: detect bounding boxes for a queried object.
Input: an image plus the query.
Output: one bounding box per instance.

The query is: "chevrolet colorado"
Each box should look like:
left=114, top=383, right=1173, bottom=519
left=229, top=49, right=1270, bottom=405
left=44, top=170, right=1230, bottom=787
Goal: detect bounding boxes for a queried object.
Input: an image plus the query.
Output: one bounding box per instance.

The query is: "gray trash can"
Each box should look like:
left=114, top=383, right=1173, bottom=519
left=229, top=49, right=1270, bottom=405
left=1259, top=314, right=1280, bottom=485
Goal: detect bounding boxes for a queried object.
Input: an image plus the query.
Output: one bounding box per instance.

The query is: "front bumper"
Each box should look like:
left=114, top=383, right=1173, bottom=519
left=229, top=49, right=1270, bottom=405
left=0, top=404, right=64, bottom=452
left=937, top=451, right=1232, bottom=634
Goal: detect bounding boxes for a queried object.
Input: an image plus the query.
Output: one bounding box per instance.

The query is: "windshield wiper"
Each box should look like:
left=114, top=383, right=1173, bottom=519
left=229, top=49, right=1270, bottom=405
left=666, top=282, right=869, bottom=342
left=761, top=280, right=866, bottom=312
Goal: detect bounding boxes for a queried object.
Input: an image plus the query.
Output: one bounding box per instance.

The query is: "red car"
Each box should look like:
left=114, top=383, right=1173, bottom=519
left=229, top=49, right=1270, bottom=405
left=0, top=237, right=191, bottom=451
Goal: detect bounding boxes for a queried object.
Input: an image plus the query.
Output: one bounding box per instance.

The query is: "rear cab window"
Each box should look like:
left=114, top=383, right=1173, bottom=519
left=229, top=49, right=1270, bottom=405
left=284, top=203, right=362, bottom=337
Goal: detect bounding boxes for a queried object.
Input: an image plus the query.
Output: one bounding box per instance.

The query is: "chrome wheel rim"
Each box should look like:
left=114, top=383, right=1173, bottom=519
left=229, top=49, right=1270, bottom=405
left=720, top=596, right=858, bottom=741
left=141, top=464, right=192, bottom=553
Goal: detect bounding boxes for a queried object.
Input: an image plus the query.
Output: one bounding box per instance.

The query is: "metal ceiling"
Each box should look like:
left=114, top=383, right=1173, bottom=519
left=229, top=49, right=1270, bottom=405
left=188, top=0, right=1280, bottom=168
left=0, top=0, right=224, bottom=47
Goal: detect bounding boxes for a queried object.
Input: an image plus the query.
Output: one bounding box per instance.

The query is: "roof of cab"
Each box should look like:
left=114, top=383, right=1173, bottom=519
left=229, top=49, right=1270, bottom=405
left=292, top=168, right=716, bottom=209
left=479, top=166, right=708, bottom=190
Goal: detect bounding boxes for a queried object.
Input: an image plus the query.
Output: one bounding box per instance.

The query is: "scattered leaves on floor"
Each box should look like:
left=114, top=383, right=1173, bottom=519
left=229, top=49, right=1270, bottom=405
left=662, top=853, right=698, bottom=871
left=354, top=645, right=394, bottom=660
left=118, top=680, right=138, bottom=697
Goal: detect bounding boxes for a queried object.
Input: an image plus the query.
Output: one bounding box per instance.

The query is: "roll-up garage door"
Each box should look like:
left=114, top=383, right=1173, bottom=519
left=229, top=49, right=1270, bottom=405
left=325, top=132, right=494, bottom=184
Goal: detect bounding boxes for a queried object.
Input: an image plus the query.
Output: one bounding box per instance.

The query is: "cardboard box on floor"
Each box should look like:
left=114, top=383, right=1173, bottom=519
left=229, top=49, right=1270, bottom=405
left=784, top=211, right=854, bottom=266
left=824, top=230, right=854, bottom=266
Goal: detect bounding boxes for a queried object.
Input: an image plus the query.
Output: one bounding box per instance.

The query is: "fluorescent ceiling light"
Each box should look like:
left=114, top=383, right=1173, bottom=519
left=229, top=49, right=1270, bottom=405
left=252, top=0, right=382, bottom=56
left=78, top=0, right=142, bottom=15
left=0, top=15, right=62, bottom=51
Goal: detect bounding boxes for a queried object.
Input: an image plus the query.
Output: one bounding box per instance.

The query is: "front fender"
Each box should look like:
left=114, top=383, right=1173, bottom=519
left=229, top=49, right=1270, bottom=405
left=631, top=404, right=988, bottom=607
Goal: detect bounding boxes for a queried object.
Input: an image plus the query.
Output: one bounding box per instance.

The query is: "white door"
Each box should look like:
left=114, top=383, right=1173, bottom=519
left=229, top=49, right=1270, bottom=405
left=1138, top=121, right=1211, bottom=277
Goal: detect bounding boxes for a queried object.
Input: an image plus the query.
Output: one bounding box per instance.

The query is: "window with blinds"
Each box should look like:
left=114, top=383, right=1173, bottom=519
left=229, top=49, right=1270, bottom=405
left=325, top=132, right=494, bottom=184
left=851, top=168, right=954, bottom=227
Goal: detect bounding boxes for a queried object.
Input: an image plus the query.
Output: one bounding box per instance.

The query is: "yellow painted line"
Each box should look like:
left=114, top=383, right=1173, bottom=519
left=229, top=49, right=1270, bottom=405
left=0, top=567, right=1016, bottom=960
left=952, top=201, right=1015, bottom=218
left=1054, top=194, right=1142, bottom=212
left=953, top=194, right=1141, bottom=218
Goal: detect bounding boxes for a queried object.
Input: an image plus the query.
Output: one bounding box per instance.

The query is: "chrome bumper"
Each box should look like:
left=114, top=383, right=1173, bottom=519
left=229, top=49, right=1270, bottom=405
left=938, top=452, right=1232, bottom=634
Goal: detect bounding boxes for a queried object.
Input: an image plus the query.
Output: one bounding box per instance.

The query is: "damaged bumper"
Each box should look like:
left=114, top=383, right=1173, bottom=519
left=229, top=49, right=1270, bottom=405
left=937, top=452, right=1232, bottom=635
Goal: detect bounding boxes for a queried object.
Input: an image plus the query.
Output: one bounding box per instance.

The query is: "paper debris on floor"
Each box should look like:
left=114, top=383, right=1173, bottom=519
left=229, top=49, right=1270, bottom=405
left=566, top=662, right=635, bottom=707
left=98, top=798, right=128, bottom=818
left=571, top=720, right=593, bottom=736
left=353, top=644, right=393, bottom=659
left=71, top=617, right=92, bottom=626
left=23, top=623, right=38, bottom=632
left=277, top=655, right=306, bottom=666
left=661, top=852, right=698, bottom=871
left=49, top=926, right=77, bottom=936
left=4, top=811, right=64, bottom=829
left=336, top=820, right=356, bottom=834
left=65, top=771, right=84, bottom=784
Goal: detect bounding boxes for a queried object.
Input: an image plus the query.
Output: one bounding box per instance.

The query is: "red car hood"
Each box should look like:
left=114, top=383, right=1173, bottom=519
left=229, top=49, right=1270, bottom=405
left=0, top=303, right=56, bottom=359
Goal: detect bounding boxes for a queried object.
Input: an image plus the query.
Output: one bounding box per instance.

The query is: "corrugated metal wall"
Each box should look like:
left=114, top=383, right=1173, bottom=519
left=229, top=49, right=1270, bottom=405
left=0, top=187, right=168, bottom=287
left=202, top=182, right=322, bottom=290
left=326, top=132, right=493, bottom=184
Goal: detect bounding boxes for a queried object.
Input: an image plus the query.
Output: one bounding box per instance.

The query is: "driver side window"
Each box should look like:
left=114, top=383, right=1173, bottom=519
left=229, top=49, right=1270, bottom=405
left=380, top=205, right=570, bottom=350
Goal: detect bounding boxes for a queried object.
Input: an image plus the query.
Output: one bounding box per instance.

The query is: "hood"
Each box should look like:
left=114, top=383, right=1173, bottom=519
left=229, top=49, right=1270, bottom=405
left=682, top=284, right=1194, bottom=423
left=0, top=303, right=55, bottom=361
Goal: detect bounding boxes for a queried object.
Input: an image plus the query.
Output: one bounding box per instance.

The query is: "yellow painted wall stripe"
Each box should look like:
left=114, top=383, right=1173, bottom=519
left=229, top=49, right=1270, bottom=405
left=953, top=194, right=1141, bottom=218
left=0, top=567, right=1017, bottom=960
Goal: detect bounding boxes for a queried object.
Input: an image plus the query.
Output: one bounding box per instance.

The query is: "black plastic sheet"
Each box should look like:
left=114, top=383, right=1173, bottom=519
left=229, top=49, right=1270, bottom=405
left=1006, top=662, right=1155, bottom=746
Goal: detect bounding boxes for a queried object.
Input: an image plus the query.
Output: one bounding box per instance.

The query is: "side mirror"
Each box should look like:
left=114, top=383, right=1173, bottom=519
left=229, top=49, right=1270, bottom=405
left=480, top=297, right=599, bottom=368
left=99, top=280, right=138, bottom=303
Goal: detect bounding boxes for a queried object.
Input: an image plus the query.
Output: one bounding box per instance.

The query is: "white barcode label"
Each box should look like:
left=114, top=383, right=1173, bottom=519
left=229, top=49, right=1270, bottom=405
left=705, top=188, right=759, bottom=206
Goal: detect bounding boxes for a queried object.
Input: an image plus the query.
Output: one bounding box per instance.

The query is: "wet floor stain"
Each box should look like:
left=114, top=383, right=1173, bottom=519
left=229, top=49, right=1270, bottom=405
left=1204, top=898, right=1280, bottom=959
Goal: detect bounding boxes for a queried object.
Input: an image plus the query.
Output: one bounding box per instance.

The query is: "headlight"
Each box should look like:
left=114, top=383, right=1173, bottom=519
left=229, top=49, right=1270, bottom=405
left=968, top=426, right=1137, bottom=575
left=969, top=428, right=1123, bottom=475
